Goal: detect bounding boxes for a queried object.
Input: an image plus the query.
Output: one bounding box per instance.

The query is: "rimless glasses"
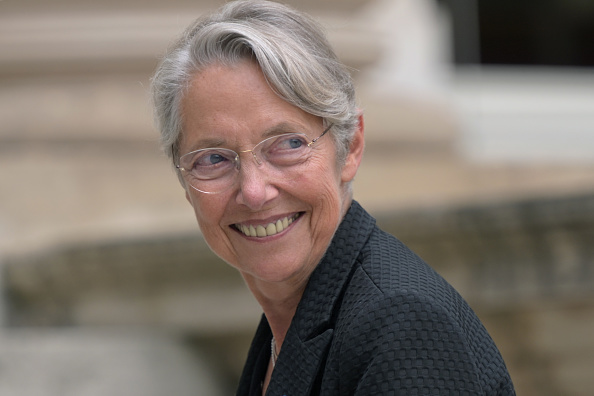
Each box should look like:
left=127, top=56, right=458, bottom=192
left=177, top=124, right=333, bottom=194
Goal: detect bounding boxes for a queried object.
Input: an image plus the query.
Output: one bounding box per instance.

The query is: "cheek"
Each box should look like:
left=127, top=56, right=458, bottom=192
left=300, top=162, right=345, bottom=225
left=292, top=169, right=341, bottom=210
left=189, top=194, right=238, bottom=263
left=304, top=153, right=342, bottom=184
left=187, top=191, right=226, bottom=233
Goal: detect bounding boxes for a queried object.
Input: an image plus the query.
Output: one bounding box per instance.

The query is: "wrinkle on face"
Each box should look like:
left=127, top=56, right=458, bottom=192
left=180, top=59, right=360, bottom=295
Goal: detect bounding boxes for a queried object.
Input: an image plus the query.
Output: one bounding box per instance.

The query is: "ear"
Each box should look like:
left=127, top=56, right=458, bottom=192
left=341, top=112, right=365, bottom=184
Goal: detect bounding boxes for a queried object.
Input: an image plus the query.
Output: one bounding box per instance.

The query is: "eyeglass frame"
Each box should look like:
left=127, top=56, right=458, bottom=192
left=176, top=123, right=334, bottom=194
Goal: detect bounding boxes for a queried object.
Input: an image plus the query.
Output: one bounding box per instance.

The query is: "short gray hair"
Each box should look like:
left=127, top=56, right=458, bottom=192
left=151, top=0, right=359, bottom=168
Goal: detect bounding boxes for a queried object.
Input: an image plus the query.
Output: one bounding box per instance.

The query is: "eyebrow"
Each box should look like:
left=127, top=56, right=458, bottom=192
left=183, top=121, right=310, bottom=153
left=182, top=136, right=226, bottom=154
left=260, top=121, right=305, bottom=138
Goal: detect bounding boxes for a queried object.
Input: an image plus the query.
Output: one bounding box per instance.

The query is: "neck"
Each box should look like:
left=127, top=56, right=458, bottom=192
left=242, top=274, right=307, bottom=346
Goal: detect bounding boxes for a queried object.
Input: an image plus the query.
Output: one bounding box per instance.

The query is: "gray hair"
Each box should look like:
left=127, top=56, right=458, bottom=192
left=151, top=0, right=359, bottom=169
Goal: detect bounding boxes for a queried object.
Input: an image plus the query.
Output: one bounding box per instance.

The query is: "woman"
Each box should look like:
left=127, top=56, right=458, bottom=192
left=151, top=1, right=515, bottom=395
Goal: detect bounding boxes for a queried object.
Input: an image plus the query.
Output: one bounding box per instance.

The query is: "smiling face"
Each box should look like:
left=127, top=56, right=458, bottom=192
left=179, top=60, right=363, bottom=292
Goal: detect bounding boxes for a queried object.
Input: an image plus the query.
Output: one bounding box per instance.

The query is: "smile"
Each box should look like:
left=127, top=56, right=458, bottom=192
left=234, top=213, right=301, bottom=238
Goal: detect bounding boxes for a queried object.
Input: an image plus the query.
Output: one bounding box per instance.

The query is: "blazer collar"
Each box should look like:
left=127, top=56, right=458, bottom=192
left=266, top=200, right=376, bottom=395
left=292, top=200, right=375, bottom=339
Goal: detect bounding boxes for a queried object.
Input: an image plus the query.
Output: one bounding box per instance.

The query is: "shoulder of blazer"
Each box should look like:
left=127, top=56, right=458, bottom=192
left=332, top=226, right=515, bottom=395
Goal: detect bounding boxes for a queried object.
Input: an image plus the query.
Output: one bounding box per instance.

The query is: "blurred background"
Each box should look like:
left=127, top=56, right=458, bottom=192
left=1, top=0, right=593, bottom=395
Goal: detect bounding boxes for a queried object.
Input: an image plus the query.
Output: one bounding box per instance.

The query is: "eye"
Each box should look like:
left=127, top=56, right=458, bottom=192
left=199, top=153, right=227, bottom=166
left=180, top=148, right=237, bottom=176
left=287, top=137, right=304, bottom=149
left=262, top=133, right=311, bottom=166
left=273, top=134, right=308, bottom=151
left=193, top=150, right=235, bottom=167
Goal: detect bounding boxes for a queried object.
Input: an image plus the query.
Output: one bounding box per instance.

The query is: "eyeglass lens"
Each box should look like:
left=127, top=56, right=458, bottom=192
left=180, top=133, right=313, bottom=193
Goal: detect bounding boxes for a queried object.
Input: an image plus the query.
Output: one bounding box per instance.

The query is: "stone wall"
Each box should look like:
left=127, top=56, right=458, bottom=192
left=3, top=192, right=594, bottom=395
left=379, top=193, right=594, bottom=396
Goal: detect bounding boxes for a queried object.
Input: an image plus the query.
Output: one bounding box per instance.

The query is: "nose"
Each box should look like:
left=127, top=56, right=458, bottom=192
left=239, top=148, right=262, bottom=166
left=235, top=154, right=279, bottom=210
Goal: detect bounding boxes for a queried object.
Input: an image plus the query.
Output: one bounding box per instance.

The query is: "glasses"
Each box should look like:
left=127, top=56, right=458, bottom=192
left=177, top=124, right=333, bottom=194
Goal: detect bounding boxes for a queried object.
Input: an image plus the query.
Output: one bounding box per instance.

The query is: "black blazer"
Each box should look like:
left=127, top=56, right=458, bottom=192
left=237, top=201, right=515, bottom=395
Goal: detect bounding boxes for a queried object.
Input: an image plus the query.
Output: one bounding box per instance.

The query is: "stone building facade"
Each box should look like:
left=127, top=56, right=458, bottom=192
left=1, top=0, right=594, bottom=395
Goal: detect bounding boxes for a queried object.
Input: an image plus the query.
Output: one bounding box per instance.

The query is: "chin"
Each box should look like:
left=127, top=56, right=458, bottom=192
left=243, top=257, right=310, bottom=284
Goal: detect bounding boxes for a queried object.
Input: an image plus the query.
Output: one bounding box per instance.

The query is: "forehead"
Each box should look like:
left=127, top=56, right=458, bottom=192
left=179, top=60, right=322, bottom=152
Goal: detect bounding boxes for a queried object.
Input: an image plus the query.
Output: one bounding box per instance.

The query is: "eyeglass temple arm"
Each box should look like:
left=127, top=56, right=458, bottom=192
left=308, top=123, right=333, bottom=147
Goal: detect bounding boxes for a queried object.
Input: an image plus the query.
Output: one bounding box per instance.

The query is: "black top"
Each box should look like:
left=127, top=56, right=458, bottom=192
left=237, top=201, right=515, bottom=395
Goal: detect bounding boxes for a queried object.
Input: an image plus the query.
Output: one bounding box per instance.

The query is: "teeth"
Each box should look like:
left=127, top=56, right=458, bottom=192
left=237, top=214, right=298, bottom=238
left=266, top=223, right=277, bottom=235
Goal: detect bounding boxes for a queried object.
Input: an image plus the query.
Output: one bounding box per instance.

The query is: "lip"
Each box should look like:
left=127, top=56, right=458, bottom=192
left=231, top=212, right=303, bottom=238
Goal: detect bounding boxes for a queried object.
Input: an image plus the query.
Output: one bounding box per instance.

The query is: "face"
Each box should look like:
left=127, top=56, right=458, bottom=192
left=179, top=60, right=363, bottom=290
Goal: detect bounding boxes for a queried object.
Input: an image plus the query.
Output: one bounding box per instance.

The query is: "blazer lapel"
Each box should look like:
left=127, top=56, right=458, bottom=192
left=266, top=201, right=376, bottom=396
left=266, top=328, right=333, bottom=395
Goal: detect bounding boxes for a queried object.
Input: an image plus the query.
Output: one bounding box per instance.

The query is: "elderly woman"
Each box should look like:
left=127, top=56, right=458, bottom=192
left=151, top=1, right=515, bottom=395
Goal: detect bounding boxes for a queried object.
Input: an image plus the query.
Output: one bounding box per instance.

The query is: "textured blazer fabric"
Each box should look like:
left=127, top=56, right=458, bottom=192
left=236, top=201, right=515, bottom=396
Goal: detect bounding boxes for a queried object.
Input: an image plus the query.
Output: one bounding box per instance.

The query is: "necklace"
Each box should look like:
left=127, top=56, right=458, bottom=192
left=270, top=337, right=278, bottom=367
